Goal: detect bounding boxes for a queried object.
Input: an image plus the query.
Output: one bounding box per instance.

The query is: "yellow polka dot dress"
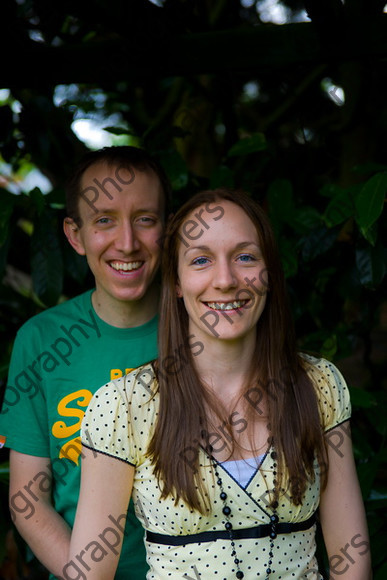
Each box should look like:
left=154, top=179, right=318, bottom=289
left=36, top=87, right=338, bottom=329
left=82, top=355, right=351, bottom=579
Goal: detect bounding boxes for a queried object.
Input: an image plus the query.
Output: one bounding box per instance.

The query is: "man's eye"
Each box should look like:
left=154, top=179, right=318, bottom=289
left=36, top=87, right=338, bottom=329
left=137, top=217, right=155, bottom=224
left=96, top=217, right=111, bottom=224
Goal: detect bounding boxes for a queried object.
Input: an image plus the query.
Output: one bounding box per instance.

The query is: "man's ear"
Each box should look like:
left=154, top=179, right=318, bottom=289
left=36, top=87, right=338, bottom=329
left=63, top=218, right=86, bottom=256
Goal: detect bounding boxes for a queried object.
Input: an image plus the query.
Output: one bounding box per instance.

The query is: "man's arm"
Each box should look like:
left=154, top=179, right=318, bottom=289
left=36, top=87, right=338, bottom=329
left=9, top=450, right=71, bottom=578
left=319, top=421, right=372, bottom=579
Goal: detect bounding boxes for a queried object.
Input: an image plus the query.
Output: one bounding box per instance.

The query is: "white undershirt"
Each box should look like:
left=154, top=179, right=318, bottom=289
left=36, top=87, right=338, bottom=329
left=221, top=454, right=265, bottom=488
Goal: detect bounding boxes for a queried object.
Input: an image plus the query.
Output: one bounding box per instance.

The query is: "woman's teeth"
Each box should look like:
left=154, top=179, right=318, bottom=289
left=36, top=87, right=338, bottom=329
left=206, top=300, right=247, bottom=311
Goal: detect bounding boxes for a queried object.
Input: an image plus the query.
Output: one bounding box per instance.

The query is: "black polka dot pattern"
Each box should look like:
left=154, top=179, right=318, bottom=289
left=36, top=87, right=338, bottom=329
left=81, top=357, right=351, bottom=579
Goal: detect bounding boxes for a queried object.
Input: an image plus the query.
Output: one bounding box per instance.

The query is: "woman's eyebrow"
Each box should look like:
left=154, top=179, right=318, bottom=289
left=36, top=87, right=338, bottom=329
left=183, top=241, right=260, bottom=256
left=183, top=245, right=210, bottom=256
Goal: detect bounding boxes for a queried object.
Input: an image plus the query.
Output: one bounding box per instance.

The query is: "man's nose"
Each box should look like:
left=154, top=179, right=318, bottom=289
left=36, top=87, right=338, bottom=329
left=114, top=222, right=140, bottom=253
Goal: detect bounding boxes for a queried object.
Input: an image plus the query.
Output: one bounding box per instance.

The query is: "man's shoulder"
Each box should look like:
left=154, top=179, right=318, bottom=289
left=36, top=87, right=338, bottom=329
left=18, top=290, right=94, bottom=335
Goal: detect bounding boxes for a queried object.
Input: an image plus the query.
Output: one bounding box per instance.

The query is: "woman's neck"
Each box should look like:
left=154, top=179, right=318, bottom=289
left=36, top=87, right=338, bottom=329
left=192, top=334, right=256, bottom=400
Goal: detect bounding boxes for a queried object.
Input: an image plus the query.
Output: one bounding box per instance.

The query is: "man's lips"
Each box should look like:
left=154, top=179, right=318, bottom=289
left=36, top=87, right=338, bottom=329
left=204, top=300, right=249, bottom=311
left=109, top=260, right=144, bottom=272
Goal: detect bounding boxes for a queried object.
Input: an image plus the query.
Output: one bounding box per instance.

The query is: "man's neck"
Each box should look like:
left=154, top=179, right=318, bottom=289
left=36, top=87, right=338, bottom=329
left=91, top=284, right=159, bottom=329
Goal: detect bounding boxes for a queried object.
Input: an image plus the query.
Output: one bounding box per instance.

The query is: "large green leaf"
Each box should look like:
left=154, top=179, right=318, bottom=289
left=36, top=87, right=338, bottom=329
left=299, top=227, right=337, bottom=262
left=355, top=242, right=386, bottom=288
left=30, top=209, right=63, bottom=306
left=103, top=126, right=132, bottom=136
left=227, top=133, right=267, bottom=157
left=158, top=150, right=188, bottom=191
left=321, top=334, right=337, bottom=358
left=319, top=183, right=347, bottom=198
left=63, top=241, right=89, bottom=284
left=278, top=237, right=298, bottom=278
left=291, top=206, right=322, bottom=234
left=355, top=173, right=386, bottom=233
left=28, top=187, right=46, bottom=216
left=367, top=489, right=387, bottom=510
left=0, top=190, right=15, bottom=246
left=323, top=190, right=355, bottom=227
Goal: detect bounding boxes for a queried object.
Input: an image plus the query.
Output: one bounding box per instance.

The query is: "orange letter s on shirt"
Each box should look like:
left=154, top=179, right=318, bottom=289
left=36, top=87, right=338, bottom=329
left=52, top=389, right=93, bottom=464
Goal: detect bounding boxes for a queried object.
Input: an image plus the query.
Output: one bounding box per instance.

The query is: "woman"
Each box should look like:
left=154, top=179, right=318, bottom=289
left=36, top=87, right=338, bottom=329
left=69, top=189, right=371, bottom=579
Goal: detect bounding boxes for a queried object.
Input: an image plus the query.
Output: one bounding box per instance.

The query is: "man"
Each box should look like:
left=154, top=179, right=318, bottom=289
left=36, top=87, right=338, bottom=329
left=0, top=145, right=171, bottom=579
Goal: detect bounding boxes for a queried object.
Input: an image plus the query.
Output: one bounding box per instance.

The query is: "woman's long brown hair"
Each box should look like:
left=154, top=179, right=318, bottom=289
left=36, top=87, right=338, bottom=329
left=147, top=188, right=328, bottom=513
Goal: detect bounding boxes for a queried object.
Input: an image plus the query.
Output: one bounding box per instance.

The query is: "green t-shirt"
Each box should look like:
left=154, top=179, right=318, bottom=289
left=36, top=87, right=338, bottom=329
left=0, top=289, right=158, bottom=580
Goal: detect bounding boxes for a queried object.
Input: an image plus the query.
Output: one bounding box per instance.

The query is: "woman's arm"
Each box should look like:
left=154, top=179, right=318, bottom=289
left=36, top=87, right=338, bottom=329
left=319, top=421, right=372, bottom=579
left=65, top=446, right=135, bottom=580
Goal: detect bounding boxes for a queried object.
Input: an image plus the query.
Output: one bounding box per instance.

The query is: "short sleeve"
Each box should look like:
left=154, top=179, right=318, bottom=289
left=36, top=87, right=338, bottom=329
left=81, top=376, right=135, bottom=464
left=81, top=363, right=158, bottom=465
left=0, top=324, right=49, bottom=455
left=302, top=354, right=352, bottom=432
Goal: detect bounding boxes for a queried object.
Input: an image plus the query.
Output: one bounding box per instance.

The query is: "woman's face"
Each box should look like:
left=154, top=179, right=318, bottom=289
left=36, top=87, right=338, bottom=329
left=176, top=200, right=268, bottom=345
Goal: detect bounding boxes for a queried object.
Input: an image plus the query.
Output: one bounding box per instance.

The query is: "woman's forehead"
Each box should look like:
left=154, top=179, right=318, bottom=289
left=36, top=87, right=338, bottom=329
left=178, top=200, right=260, bottom=251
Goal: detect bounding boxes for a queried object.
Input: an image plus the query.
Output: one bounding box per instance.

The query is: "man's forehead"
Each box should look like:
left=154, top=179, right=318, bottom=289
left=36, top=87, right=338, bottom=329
left=81, top=161, right=137, bottom=185
left=77, top=161, right=164, bottom=219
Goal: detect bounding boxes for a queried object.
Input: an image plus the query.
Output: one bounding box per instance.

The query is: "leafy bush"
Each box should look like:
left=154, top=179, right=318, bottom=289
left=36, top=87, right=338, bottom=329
left=0, top=129, right=385, bottom=577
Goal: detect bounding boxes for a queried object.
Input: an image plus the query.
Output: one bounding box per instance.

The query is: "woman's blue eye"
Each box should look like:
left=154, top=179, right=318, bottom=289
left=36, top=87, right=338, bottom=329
left=238, top=254, right=255, bottom=262
left=192, top=257, right=209, bottom=265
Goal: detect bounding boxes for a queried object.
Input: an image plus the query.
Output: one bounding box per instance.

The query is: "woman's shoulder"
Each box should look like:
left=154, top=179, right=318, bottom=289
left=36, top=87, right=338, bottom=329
left=300, top=352, right=345, bottom=381
left=299, top=353, right=351, bottom=430
left=93, top=362, right=158, bottom=405
left=81, top=362, right=159, bottom=463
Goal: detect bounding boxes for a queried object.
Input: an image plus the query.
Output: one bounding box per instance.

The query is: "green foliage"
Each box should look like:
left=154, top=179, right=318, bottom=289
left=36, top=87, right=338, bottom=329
left=1, top=125, right=385, bottom=577
left=0, top=1, right=386, bottom=577
left=226, top=133, right=267, bottom=157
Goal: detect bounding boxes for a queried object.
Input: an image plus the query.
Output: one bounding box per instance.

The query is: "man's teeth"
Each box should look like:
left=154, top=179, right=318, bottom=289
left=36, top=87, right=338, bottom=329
left=207, top=300, right=247, bottom=311
left=111, top=261, right=142, bottom=271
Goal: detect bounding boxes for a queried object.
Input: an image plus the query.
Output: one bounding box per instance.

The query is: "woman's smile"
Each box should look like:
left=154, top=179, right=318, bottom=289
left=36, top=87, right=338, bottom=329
left=177, top=200, right=268, bottom=345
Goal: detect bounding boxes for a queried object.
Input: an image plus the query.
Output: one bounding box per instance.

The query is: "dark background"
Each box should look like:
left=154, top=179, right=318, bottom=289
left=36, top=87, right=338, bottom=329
left=0, top=0, right=386, bottom=577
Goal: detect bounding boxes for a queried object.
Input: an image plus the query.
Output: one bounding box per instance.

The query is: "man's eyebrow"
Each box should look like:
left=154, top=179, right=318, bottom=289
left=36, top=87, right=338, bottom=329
left=85, top=207, right=161, bottom=218
left=82, top=208, right=113, bottom=220
left=133, top=208, right=161, bottom=215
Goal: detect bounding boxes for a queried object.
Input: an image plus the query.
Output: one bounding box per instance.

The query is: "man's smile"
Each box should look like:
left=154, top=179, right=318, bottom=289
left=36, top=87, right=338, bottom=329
left=109, top=260, right=144, bottom=272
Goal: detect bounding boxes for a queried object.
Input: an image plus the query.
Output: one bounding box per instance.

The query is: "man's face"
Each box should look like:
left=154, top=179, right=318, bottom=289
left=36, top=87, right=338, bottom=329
left=66, top=162, right=165, bottom=312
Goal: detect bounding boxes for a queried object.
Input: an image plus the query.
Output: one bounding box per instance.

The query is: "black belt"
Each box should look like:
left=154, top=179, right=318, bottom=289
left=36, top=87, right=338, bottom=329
left=146, top=512, right=316, bottom=546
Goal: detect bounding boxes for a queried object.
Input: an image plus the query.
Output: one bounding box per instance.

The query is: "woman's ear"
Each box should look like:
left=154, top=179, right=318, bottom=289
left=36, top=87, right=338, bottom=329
left=63, top=217, right=86, bottom=256
left=176, top=281, right=183, bottom=298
